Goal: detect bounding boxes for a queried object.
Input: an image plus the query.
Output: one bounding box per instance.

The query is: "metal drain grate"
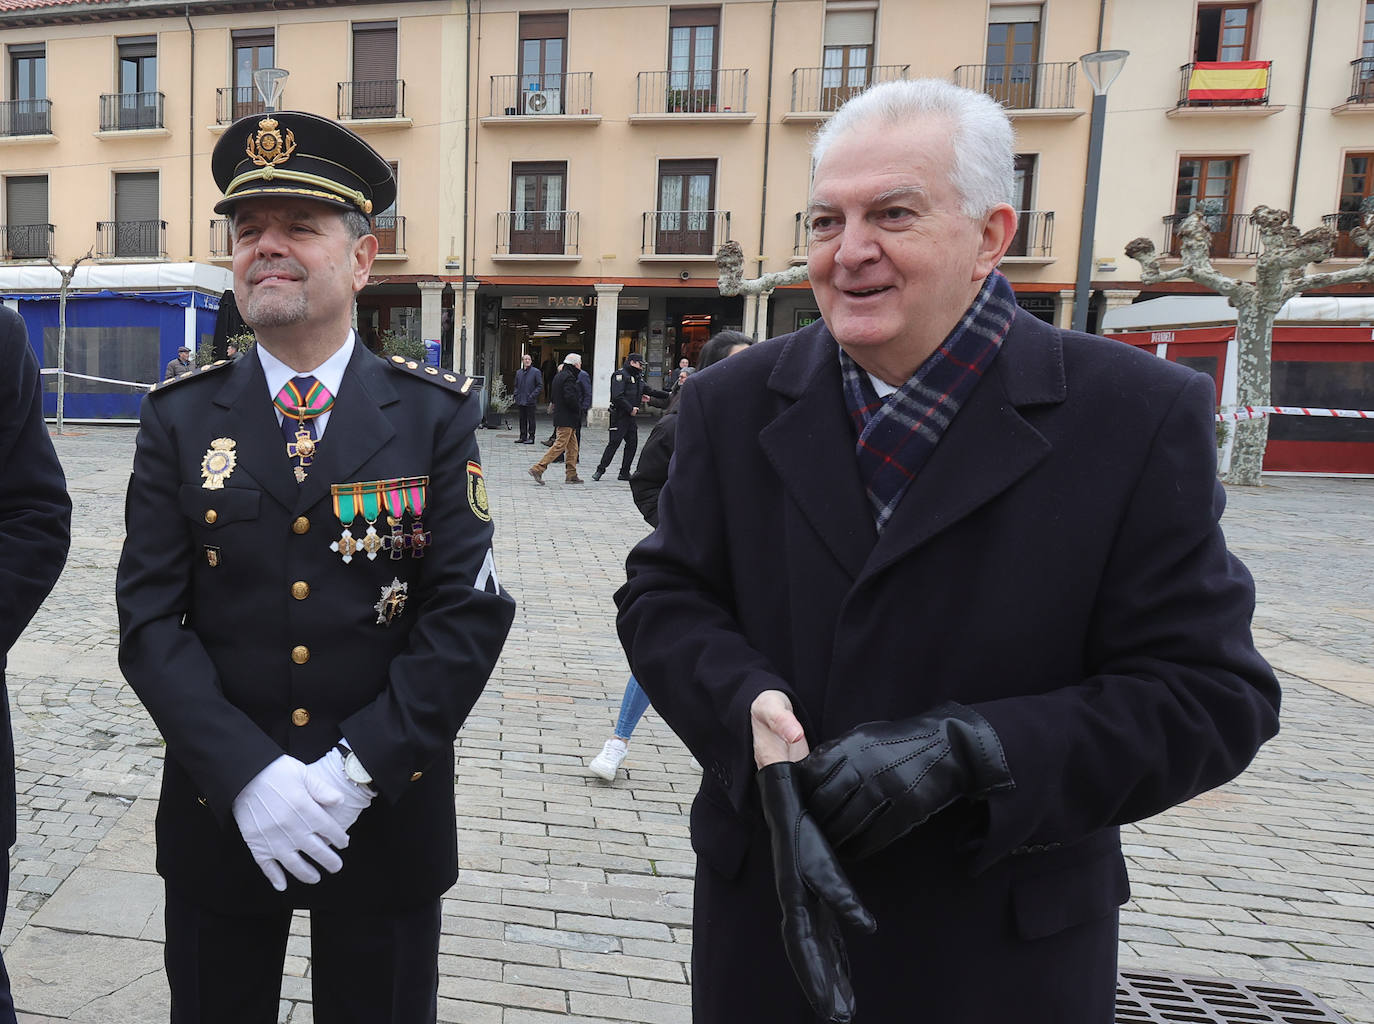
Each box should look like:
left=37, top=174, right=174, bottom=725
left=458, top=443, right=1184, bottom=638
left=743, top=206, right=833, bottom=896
left=1116, top=971, right=1350, bottom=1023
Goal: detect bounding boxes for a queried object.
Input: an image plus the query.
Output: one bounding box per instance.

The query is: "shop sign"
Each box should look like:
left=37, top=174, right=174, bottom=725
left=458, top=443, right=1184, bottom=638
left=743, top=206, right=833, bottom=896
left=500, top=295, right=652, bottom=311
left=795, top=309, right=821, bottom=330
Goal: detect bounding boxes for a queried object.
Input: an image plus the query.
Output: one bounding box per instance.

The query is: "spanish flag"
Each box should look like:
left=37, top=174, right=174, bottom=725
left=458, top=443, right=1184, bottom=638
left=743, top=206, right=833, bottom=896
left=1187, top=61, right=1270, bottom=102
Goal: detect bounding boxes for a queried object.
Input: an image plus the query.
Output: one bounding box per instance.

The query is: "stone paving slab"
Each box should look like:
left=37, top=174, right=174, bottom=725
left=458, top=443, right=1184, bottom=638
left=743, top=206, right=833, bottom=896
left=2, top=424, right=1372, bottom=1023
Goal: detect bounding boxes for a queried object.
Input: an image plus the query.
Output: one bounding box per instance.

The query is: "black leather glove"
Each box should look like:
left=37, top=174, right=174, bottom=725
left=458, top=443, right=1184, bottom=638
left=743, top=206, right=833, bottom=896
left=796, top=702, right=1014, bottom=861
left=757, top=761, right=876, bottom=1024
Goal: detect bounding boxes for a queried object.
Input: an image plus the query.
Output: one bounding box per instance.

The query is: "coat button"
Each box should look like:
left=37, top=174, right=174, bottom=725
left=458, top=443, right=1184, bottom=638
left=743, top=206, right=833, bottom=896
left=410, top=771, right=423, bottom=782
left=204, top=509, right=218, bottom=524
left=292, top=517, right=310, bottom=535
left=291, top=581, right=310, bottom=600
left=291, top=645, right=310, bottom=664
left=291, top=708, right=310, bottom=726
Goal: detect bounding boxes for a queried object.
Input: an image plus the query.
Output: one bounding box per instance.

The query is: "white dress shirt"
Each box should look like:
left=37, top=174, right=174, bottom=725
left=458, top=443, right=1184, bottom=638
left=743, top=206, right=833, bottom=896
left=257, top=331, right=355, bottom=441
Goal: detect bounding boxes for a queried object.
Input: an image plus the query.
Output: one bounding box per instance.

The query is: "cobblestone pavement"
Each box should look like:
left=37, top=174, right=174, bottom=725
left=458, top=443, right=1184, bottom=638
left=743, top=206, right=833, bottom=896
left=3, top=422, right=1371, bottom=1023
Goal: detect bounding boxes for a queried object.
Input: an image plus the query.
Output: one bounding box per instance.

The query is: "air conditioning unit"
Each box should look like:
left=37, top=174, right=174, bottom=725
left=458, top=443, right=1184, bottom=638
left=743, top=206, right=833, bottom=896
left=523, top=89, right=560, bottom=115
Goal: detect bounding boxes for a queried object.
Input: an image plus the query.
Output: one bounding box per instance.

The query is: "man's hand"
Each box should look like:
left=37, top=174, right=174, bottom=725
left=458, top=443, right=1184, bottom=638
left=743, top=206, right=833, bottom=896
left=302, top=747, right=375, bottom=836
left=758, top=761, right=875, bottom=1023
left=231, top=755, right=350, bottom=891
left=630, top=406, right=639, bottom=416
left=796, top=702, right=1014, bottom=860
left=751, top=689, right=810, bottom=769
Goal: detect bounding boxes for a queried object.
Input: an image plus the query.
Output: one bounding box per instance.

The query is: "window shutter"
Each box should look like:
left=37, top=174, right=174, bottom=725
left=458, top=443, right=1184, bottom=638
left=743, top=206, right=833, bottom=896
left=7, top=175, right=47, bottom=225
left=988, top=4, right=1042, bottom=23
left=118, top=36, right=157, bottom=59
left=115, top=172, right=159, bottom=223
left=669, top=7, right=720, bottom=29
left=823, top=11, right=874, bottom=46
left=353, top=22, right=397, bottom=82
left=519, top=12, right=567, bottom=40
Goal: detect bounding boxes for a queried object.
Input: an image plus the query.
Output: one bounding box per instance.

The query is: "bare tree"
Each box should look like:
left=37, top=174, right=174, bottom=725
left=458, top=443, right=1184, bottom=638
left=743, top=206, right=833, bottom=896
left=44, top=248, right=95, bottom=435
left=1126, top=203, right=1374, bottom=486
left=716, top=240, right=809, bottom=296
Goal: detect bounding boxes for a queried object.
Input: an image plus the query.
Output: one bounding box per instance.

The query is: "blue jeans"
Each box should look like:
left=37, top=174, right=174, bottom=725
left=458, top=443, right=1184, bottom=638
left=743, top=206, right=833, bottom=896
left=614, top=676, right=652, bottom=740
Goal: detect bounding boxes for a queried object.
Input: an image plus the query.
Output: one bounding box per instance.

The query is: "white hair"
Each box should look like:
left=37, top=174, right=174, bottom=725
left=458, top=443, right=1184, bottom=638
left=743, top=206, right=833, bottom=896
left=811, top=78, right=1016, bottom=219
left=564, top=352, right=581, bottom=366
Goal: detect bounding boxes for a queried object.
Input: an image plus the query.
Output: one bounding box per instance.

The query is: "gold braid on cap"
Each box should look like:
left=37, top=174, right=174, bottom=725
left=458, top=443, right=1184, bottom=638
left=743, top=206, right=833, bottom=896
left=224, top=167, right=374, bottom=215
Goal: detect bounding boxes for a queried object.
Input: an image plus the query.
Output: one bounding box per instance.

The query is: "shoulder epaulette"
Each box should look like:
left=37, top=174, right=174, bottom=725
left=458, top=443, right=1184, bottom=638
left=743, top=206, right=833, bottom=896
left=384, top=354, right=474, bottom=396
left=146, top=359, right=234, bottom=394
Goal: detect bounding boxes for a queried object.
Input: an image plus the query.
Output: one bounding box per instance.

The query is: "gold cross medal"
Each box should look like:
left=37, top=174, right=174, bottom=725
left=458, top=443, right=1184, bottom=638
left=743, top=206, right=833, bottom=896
left=331, top=480, right=387, bottom=563
left=374, top=577, right=408, bottom=626
left=200, top=438, right=237, bottom=490
left=287, top=425, right=316, bottom=483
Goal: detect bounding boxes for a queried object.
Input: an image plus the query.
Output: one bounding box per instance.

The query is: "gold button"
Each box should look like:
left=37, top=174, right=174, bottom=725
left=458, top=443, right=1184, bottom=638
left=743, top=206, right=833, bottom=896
left=291, top=645, right=310, bottom=664
left=291, top=708, right=310, bottom=726
left=292, top=517, right=310, bottom=535
left=204, top=509, right=218, bottom=524
left=291, top=581, right=310, bottom=600
left=410, top=771, right=423, bottom=782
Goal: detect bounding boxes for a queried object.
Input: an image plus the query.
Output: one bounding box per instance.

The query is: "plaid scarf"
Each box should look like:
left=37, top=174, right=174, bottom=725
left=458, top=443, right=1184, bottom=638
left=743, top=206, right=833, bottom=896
left=839, top=270, right=1018, bottom=531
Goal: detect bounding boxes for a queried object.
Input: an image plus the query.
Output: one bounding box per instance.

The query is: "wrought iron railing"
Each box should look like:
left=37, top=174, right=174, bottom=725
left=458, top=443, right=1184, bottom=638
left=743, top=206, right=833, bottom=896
left=210, top=217, right=231, bottom=258
left=1163, top=212, right=1259, bottom=259
left=488, top=73, right=594, bottom=116
left=1, top=223, right=54, bottom=260
left=635, top=69, right=748, bottom=114
left=216, top=86, right=269, bottom=124
left=1323, top=213, right=1368, bottom=258
left=372, top=214, right=405, bottom=255
left=338, top=79, right=405, bottom=120
left=789, top=64, right=909, bottom=113
left=496, top=210, right=580, bottom=255
left=97, top=219, right=166, bottom=258
left=0, top=98, right=51, bottom=136
left=952, top=61, right=1078, bottom=110
left=1176, top=62, right=1271, bottom=107
left=1349, top=57, right=1374, bottom=103
left=641, top=210, right=730, bottom=256
left=1006, top=210, right=1055, bottom=257
left=99, top=91, right=165, bottom=130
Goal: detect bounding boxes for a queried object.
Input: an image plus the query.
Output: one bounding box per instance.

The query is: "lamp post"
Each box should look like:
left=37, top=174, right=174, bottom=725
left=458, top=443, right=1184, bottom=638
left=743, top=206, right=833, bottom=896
left=253, top=67, right=289, bottom=113
left=1071, top=49, right=1129, bottom=335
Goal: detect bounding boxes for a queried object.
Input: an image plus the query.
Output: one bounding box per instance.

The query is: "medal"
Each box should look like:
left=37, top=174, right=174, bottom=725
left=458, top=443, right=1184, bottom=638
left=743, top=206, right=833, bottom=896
left=374, top=578, right=409, bottom=626
left=200, top=438, right=237, bottom=490
left=330, top=528, right=357, bottom=564
left=287, top=425, right=316, bottom=482
left=404, top=477, right=430, bottom=559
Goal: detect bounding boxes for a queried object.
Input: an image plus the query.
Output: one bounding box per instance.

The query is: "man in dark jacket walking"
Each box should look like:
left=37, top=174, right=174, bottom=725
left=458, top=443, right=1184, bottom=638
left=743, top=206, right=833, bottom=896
left=513, top=353, right=543, bottom=444
left=592, top=353, right=668, bottom=481
left=529, top=353, right=584, bottom=484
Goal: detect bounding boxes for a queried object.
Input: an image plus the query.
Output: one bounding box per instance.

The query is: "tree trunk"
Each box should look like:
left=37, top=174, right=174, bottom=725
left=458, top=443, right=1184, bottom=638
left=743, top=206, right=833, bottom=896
left=1222, top=299, right=1277, bottom=487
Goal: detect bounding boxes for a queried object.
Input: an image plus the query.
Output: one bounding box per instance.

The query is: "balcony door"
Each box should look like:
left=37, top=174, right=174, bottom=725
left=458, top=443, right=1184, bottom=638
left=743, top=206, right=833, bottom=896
left=1195, top=4, right=1254, bottom=62
left=820, top=9, right=873, bottom=110
left=519, top=12, right=566, bottom=114
left=114, top=171, right=159, bottom=257
left=5, top=174, right=48, bottom=258
left=985, top=5, right=1041, bottom=109
left=1337, top=152, right=1373, bottom=257
left=233, top=30, right=274, bottom=119
left=9, top=44, right=46, bottom=135
left=668, top=7, right=719, bottom=112
left=1175, top=157, right=1239, bottom=257
left=1007, top=155, right=1035, bottom=257
left=657, top=160, right=714, bottom=255
left=117, top=37, right=158, bottom=128
left=351, top=21, right=398, bottom=118
left=511, top=162, right=566, bottom=255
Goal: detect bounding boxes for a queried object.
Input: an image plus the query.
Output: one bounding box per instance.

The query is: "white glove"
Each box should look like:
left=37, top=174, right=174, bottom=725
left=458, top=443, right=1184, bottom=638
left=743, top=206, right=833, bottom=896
left=231, top=754, right=349, bottom=891
left=302, top=747, right=375, bottom=836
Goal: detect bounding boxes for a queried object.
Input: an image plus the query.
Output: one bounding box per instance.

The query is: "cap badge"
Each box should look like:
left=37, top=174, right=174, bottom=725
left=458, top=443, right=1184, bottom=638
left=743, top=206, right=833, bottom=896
left=246, top=116, right=296, bottom=170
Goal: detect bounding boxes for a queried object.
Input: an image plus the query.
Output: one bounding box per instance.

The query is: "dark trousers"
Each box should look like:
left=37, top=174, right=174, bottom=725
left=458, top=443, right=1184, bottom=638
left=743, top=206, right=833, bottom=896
left=597, top=412, right=639, bottom=475
left=0, top=856, right=15, bottom=1024
left=164, top=885, right=442, bottom=1024
left=517, top=404, right=536, bottom=441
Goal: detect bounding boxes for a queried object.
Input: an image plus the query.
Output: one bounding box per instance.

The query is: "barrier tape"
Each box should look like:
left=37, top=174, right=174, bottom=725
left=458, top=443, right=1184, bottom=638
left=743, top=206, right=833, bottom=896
left=40, top=368, right=154, bottom=390
left=1217, top=406, right=1374, bottom=421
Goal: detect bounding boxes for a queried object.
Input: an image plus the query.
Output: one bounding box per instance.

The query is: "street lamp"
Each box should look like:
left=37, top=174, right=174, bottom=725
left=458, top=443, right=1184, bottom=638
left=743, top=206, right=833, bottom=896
left=253, top=67, right=289, bottom=113
left=1071, top=49, right=1129, bottom=335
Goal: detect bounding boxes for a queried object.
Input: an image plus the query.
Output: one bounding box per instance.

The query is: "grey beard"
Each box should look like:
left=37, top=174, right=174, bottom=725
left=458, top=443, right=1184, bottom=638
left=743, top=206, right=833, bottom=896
left=240, top=289, right=309, bottom=329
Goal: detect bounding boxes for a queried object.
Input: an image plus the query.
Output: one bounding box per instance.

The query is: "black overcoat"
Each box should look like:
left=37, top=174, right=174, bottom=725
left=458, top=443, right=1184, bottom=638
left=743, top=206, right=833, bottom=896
left=616, top=314, right=1281, bottom=1023
left=117, top=345, right=515, bottom=914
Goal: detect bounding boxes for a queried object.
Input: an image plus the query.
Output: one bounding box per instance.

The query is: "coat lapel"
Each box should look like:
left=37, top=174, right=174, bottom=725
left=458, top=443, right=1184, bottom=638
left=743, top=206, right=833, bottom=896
left=295, top=346, right=398, bottom=514
left=759, top=325, right=876, bottom=581
left=211, top=354, right=299, bottom=512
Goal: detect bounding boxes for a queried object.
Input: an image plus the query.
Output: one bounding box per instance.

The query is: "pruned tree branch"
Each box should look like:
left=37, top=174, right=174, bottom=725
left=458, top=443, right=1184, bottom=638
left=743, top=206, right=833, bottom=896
left=716, top=239, right=809, bottom=296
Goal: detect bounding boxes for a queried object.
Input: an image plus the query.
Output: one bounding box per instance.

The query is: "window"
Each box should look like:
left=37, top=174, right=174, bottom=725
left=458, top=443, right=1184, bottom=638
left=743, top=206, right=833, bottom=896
left=986, top=5, right=1041, bottom=108
left=4, top=174, right=48, bottom=258
left=668, top=7, right=719, bottom=111
left=519, top=12, right=566, bottom=114
left=657, top=159, right=716, bottom=254
left=1336, top=152, right=1373, bottom=256
left=375, top=161, right=401, bottom=254
left=1195, top=4, right=1255, bottom=62
left=1008, top=155, right=1036, bottom=256
left=821, top=8, right=874, bottom=111
left=510, top=162, right=566, bottom=254
left=116, top=37, right=159, bottom=128
left=1364, top=1, right=1374, bottom=58
left=351, top=21, right=398, bottom=118
left=7, top=43, right=46, bottom=135
left=113, top=171, right=159, bottom=257
left=1175, top=157, right=1241, bottom=257
left=232, top=29, right=275, bottom=118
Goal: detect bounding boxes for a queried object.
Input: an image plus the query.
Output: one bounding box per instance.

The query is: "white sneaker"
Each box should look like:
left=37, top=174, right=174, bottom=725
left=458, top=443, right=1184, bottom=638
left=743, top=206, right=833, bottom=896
left=588, top=738, right=628, bottom=781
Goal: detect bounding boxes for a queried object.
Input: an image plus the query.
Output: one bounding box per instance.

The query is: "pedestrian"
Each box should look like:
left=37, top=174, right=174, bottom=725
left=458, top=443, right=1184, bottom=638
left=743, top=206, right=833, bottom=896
left=552, top=355, right=591, bottom=464
left=591, top=352, right=669, bottom=482
left=513, top=353, right=542, bottom=444
left=115, top=110, right=516, bottom=1024
left=0, top=305, right=72, bottom=1024
left=226, top=340, right=240, bottom=359
left=670, top=356, right=692, bottom=393
left=529, top=352, right=584, bottom=485
left=615, top=78, right=1281, bottom=1024
left=164, top=345, right=193, bottom=380
left=588, top=331, right=750, bottom=782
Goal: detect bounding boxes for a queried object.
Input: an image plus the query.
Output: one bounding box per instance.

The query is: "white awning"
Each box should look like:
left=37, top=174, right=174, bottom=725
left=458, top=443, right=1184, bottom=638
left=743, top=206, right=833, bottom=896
left=0, top=262, right=232, bottom=294
left=1102, top=294, right=1374, bottom=332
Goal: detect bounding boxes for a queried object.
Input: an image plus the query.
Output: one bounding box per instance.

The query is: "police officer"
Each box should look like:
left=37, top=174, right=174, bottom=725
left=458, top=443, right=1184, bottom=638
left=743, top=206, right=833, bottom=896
left=592, top=352, right=669, bottom=481
left=116, top=111, right=515, bottom=1024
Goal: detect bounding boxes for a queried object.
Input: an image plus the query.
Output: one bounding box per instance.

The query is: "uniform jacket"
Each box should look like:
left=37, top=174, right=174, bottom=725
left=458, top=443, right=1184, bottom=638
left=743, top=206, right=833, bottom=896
left=0, top=307, right=71, bottom=849
left=117, top=345, right=515, bottom=914
left=513, top=365, right=543, bottom=406
left=609, top=363, right=668, bottom=418
left=616, top=314, right=1280, bottom=1022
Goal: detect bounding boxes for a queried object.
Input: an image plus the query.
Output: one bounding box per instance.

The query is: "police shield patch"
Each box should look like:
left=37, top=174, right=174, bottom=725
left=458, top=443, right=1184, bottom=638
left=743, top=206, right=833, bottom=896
left=466, top=461, right=491, bottom=522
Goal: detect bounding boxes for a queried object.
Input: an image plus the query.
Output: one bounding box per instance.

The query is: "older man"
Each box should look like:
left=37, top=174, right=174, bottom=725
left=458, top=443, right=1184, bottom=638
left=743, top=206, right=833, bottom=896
left=116, top=111, right=515, bottom=1023
left=615, top=79, right=1280, bottom=1023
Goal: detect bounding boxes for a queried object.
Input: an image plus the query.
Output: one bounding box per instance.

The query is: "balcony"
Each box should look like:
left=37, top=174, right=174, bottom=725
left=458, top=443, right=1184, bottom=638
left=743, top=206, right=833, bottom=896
left=494, top=211, right=580, bottom=260
left=1322, top=213, right=1369, bottom=258
left=210, top=217, right=231, bottom=259
left=97, top=219, right=166, bottom=259
left=793, top=212, right=808, bottom=261
left=1004, top=210, right=1055, bottom=260
left=951, top=62, right=1081, bottom=117
left=1336, top=57, right=1374, bottom=112
left=1, top=223, right=54, bottom=260
left=0, top=98, right=52, bottom=137
left=337, top=80, right=406, bottom=123
left=99, top=92, right=165, bottom=132
left=372, top=214, right=405, bottom=257
left=1170, top=62, right=1279, bottom=117
left=641, top=210, right=730, bottom=259
left=1162, top=212, right=1259, bottom=260
left=784, top=64, right=909, bottom=121
left=215, top=87, right=268, bottom=125
left=630, top=70, right=752, bottom=123
left=483, top=73, right=598, bottom=123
